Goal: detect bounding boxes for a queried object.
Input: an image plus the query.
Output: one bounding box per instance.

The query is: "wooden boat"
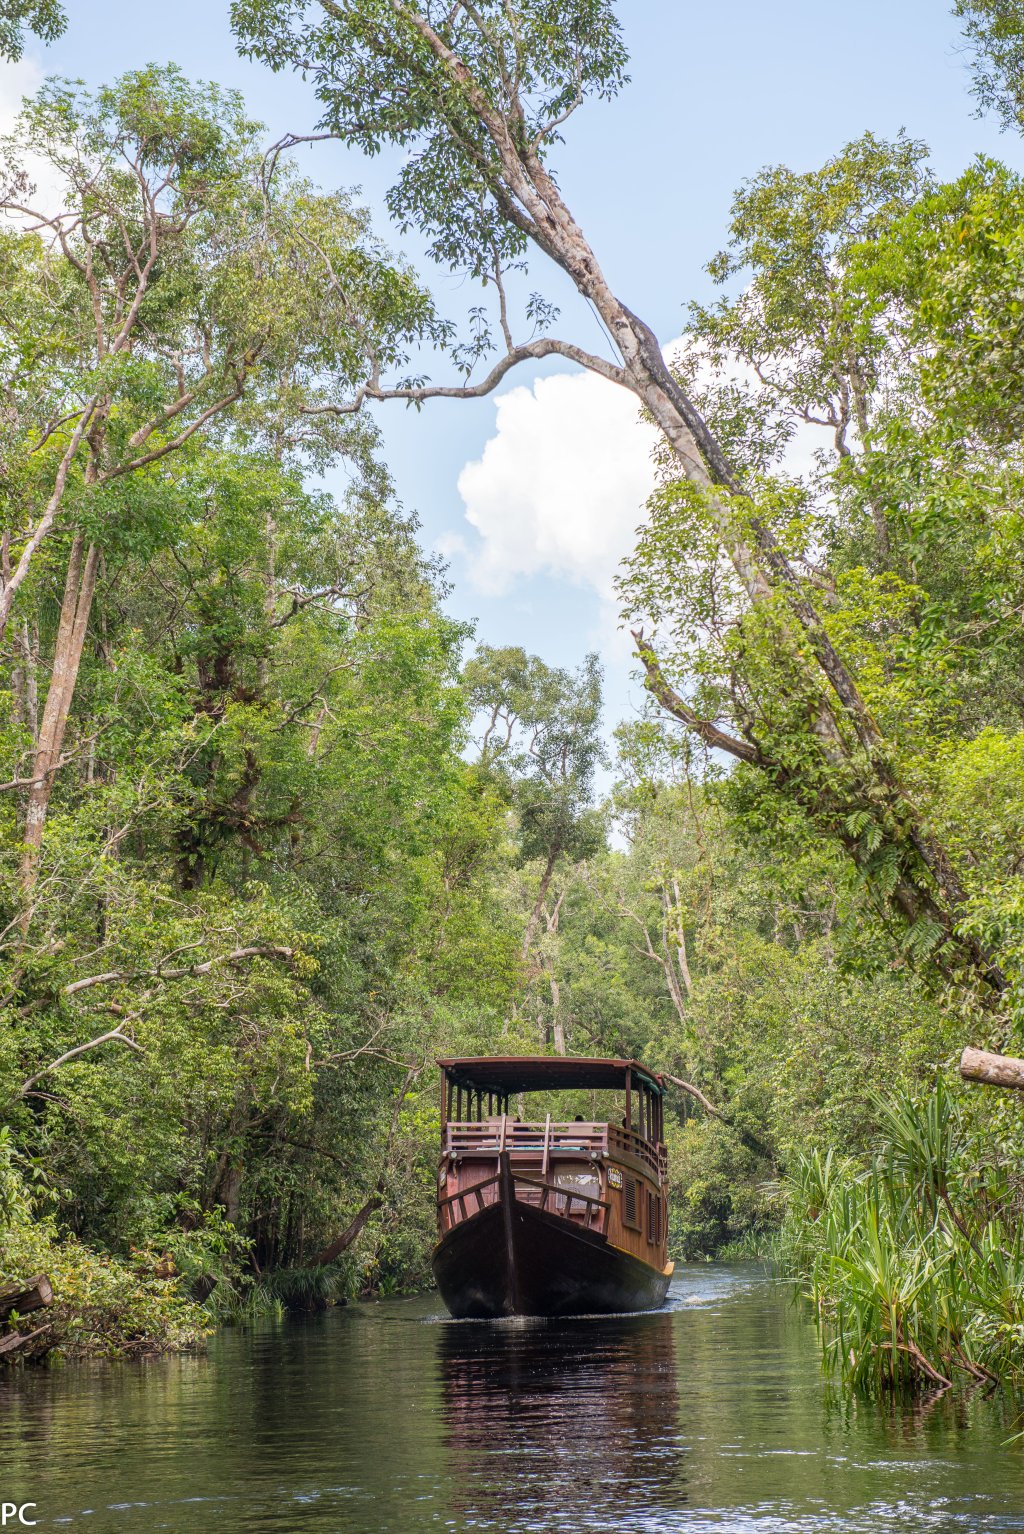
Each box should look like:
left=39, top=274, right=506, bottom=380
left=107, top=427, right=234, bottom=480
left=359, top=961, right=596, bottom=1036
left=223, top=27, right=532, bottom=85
left=432, top=1056, right=673, bottom=1318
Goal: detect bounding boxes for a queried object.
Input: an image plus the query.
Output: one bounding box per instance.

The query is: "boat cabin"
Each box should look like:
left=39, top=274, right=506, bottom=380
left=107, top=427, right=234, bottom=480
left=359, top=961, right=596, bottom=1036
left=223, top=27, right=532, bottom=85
left=436, top=1055, right=669, bottom=1279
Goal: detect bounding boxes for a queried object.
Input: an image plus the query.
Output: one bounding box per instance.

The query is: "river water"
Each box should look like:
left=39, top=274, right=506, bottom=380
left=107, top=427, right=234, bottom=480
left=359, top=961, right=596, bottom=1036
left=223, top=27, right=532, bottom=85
left=2, top=1265, right=1023, bottom=1532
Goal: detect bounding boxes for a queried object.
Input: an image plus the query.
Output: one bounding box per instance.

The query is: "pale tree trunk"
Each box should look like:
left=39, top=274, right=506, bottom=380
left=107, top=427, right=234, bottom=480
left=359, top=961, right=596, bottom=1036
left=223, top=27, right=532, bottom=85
left=10, top=619, right=39, bottom=741
left=659, top=930, right=689, bottom=1028
left=542, top=889, right=567, bottom=1055
left=550, top=983, right=565, bottom=1055
left=0, top=405, right=97, bottom=644
left=668, top=877, right=693, bottom=999
left=544, top=888, right=567, bottom=1055
left=19, top=533, right=101, bottom=915
left=960, top=1046, right=1024, bottom=1090
left=521, top=846, right=558, bottom=962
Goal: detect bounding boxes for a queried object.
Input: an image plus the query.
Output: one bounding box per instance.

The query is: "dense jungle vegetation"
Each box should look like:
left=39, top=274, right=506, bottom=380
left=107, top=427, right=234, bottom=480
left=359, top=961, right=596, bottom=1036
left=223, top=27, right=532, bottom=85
left=3, top=0, right=1024, bottom=1393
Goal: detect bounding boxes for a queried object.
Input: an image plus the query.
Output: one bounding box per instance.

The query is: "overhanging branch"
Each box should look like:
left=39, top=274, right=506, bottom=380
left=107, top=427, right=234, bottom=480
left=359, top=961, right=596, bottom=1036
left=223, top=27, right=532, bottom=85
left=16, top=1026, right=145, bottom=1100
left=62, top=944, right=297, bottom=997
left=314, top=337, right=626, bottom=413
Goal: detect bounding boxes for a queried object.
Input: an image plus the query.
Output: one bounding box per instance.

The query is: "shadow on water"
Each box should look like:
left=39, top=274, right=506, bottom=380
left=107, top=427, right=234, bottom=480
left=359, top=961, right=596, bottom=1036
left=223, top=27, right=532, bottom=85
left=2, top=1266, right=1024, bottom=1532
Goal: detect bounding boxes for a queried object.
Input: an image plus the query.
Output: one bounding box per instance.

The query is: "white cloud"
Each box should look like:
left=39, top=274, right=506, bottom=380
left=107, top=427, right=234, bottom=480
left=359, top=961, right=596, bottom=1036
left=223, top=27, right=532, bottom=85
left=449, top=338, right=837, bottom=775
left=455, top=343, right=831, bottom=613
left=0, top=54, right=71, bottom=223
left=0, top=55, right=41, bottom=137
left=457, top=368, right=660, bottom=600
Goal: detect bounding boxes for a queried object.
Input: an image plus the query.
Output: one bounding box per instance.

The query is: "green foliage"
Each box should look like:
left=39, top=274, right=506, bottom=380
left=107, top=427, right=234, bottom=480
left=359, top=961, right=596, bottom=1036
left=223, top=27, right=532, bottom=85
left=0, top=1131, right=209, bottom=1358
left=4, top=4, right=1024, bottom=1405
left=258, top=1264, right=345, bottom=1313
left=466, top=644, right=606, bottom=866
left=232, top=0, right=628, bottom=282
left=784, top=1083, right=1024, bottom=1393
left=955, top=0, right=1024, bottom=131
left=0, top=0, right=65, bottom=60
left=667, top=1116, right=777, bottom=1260
left=0, top=63, right=526, bottom=1356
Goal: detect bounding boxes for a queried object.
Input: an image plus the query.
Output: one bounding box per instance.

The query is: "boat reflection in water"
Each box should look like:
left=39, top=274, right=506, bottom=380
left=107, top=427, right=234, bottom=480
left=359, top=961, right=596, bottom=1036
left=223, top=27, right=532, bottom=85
left=436, top=1309, right=685, bottom=1528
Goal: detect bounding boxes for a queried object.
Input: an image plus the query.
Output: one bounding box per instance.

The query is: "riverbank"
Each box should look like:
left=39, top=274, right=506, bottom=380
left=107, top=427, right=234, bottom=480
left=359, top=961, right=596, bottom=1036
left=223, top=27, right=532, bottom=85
left=0, top=1223, right=210, bottom=1365
left=780, top=1083, right=1024, bottom=1395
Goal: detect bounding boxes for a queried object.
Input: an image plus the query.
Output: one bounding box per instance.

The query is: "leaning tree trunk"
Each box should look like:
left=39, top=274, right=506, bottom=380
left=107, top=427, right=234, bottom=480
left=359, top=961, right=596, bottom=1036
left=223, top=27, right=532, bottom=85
left=20, top=533, right=100, bottom=918
left=268, top=8, right=1003, bottom=1000
left=597, top=288, right=996, bottom=986
left=309, top=1194, right=384, bottom=1267
left=521, top=846, right=558, bottom=963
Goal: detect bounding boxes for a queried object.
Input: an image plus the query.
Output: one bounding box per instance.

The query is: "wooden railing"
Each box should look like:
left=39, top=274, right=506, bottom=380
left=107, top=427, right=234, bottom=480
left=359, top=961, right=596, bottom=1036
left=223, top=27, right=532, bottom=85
left=442, top=1118, right=666, bottom=1182
left=511, top=1171, right=609, bottom=1233
left=607, top=1124, right=667, bottom=1182
left=438, top=1171, right=501, bottom=1232
left=438, top=1166, right=609, bottom=1236
left=443, top=1118, right=606, bottom=1160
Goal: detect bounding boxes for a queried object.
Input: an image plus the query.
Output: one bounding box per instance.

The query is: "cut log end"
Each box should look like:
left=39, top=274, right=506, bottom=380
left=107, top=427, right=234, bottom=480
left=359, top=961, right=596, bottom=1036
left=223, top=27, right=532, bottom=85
left=960, top=1045, right=1024, bottom=1092
left=0, top=1273, right=53, bottom=1324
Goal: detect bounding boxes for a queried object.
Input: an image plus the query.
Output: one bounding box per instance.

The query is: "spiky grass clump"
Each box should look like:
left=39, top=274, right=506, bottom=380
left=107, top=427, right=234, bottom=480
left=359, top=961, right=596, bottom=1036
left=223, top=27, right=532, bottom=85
left=259, top=1264, right=345, bottom=1312
left=783, top=1081, right=1024, bottom=1393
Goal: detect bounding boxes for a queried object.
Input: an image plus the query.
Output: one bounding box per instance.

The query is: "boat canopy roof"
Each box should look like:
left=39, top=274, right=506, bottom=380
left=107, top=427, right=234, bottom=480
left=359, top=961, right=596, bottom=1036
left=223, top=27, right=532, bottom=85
left=438, top=1055, right=664, bottom=1096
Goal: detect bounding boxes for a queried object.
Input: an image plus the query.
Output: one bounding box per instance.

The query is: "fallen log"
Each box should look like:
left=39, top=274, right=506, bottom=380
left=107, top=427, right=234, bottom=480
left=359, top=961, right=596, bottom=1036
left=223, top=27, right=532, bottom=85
left=0, top=1273, right=53, bottom=1324
left=0, top=1323, right=52, bottom=1359
left=960, top=1046, right=1024, bottom=1091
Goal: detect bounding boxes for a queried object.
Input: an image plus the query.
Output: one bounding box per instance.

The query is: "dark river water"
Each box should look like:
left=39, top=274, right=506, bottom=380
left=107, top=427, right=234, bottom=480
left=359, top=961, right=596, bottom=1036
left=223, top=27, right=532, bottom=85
left=2, top=1265, right=1024, bottom=1532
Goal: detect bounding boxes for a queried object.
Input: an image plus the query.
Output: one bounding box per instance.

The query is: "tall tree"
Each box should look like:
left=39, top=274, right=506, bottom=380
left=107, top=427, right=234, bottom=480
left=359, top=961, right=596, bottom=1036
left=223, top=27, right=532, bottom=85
left=465, top=644, right=604, bottom=1048
left=231, top=0, right=1001, bottom=997
left=0, top=65, right=437, bottom=913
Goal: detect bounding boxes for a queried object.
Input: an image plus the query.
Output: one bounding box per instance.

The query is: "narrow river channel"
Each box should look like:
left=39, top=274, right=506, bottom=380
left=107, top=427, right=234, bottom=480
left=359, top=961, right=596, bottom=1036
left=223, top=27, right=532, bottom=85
left=2, top=1265, right=1023, bottom=1532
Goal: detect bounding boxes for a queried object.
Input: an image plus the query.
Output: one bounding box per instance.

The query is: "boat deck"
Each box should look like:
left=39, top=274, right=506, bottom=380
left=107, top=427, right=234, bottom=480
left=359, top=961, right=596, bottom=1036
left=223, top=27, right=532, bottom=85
left=442, top=1117, right=667, bottom=1181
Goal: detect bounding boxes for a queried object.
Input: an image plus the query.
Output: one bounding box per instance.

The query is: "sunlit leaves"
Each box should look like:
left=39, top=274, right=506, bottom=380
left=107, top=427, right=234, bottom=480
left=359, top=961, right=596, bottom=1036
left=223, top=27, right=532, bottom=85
left=955, top=0, right=1024, bottom=131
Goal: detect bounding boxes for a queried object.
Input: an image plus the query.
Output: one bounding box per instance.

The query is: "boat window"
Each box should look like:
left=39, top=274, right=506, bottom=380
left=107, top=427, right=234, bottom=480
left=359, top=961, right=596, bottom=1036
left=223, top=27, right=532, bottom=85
left=623, top=1176, right=640, bottom=1229
left=553, top=1166, right=600, bottom=1199
left=647, top=1190, right=660, bottom=1243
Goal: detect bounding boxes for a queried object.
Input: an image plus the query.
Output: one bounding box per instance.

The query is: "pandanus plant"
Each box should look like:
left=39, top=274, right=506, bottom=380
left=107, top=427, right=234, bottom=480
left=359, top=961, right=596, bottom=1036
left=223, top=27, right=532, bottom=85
left=785, top=1083, right=1024, bottom=1392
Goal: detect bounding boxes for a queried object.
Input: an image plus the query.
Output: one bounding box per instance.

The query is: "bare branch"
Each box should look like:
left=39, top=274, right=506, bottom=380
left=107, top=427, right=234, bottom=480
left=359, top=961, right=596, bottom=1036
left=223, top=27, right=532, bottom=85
left=0, top=402, right=99, bottom=641
left=62, top=945, right=297, bottom=997
left=661, top=1072, right=722, bottom=1118
left=308, top=337, right=625, bottom=418
left=104, top=381, right=249, bottom=480
left=16, top=1026, right=145, bottom=1100
left=631, top=629, right=760, bottom=765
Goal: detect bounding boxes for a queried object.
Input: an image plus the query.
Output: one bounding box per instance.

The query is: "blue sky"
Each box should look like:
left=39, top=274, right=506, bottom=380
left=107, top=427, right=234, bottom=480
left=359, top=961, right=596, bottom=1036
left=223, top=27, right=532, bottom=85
left=5, top=1, right=1022, bottom=741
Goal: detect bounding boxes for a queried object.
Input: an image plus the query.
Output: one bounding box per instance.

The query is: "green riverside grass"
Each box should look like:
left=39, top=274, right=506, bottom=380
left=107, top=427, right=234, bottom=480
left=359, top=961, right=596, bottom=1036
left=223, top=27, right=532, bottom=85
left=782, top=1081, right=1024, bottom=1394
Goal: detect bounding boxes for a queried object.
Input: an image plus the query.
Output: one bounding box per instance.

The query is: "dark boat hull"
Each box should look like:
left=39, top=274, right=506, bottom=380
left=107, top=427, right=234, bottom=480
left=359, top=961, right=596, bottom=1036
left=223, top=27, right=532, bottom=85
left=432, top=1190, right=672, bottom=1319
